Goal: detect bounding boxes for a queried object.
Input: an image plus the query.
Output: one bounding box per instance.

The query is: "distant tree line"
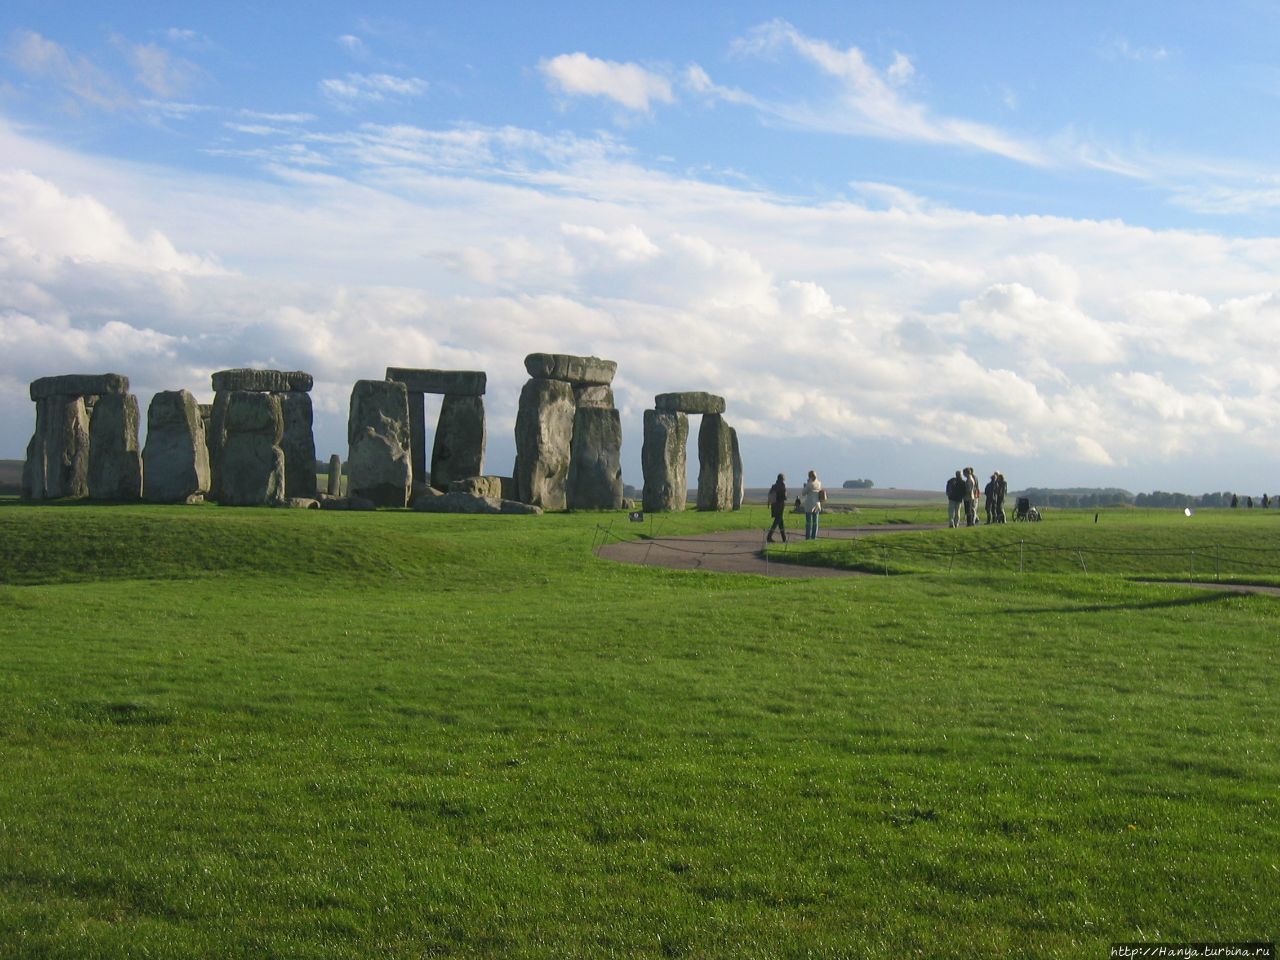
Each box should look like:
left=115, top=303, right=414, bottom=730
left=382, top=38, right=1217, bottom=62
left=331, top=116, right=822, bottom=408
left=842, top=478, right=875, bottom=489
left=1014, top=487, right=1263, bottom=508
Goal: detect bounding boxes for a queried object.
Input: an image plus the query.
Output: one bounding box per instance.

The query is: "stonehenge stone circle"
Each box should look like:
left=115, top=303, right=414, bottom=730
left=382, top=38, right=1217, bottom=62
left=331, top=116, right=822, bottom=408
left=513, top=377, right=575, bottom=510
left=641, top=409, right=689, bottom=513
left=696, top=413, right=735, bottom=512
left=432, top=395, right=485, bottom=489
left=220, top=391, right=287, bottom=506
left=87, top=392, right=143, bottom=501
left=655, top=392, right=726, bottom=415
left=23, top=373, right=132, bottom=500
left=143, top=390, right=210, bottom=503
left=567, top=406, right=624, bottom=510
left=347, top=379, right=412, bottom=507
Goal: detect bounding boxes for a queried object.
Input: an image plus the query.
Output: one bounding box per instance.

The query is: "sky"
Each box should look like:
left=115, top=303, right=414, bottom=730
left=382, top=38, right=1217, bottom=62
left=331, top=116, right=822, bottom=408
left=3, top=2, right=1280, bottom=493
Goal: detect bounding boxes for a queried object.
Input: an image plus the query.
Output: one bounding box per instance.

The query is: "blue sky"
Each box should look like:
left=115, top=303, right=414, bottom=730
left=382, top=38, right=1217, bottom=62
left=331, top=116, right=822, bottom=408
left=3, top=2, right=1280, bottom=492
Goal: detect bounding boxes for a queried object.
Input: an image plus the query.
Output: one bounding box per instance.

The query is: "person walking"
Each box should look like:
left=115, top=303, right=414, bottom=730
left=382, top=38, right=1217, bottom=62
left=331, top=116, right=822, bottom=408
left=766, top=473, right=788, bottom=543
left=984, top=473, right=998, bottom=525
left=945, top=470, right=965, bottom=528
left=995, top=472, right=1008, bottom=523
left=802, top=469, right=823, bottom=540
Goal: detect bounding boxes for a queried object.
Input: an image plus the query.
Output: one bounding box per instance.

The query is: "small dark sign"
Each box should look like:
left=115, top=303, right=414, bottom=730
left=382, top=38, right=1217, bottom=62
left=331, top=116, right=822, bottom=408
left=629, top=511, right=644, bottom=522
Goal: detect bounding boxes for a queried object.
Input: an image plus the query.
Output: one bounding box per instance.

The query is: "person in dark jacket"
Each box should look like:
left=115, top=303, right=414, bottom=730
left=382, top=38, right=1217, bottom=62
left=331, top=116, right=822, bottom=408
left=766, top=473, right=787, bottom=543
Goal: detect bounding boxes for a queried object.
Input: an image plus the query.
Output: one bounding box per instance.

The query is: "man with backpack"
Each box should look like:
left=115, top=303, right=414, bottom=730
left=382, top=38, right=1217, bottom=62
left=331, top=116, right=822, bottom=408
left=766, top=473, right=788, bottom=543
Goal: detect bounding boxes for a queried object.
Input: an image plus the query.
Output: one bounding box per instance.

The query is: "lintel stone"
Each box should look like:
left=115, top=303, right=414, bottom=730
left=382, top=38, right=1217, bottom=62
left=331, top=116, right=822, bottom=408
left=30, top=373, right=129, bottom=401
left=655, top=391, right=725, bottom=415
left=211, top=368, right=313, bottom=393
left=524, top=353, right=616, bottom=385
left=385, top=368, right=486, bottom=396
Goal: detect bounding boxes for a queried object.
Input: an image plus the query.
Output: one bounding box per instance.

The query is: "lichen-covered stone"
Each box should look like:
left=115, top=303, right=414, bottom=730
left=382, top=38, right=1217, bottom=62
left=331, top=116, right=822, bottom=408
left=567, top=406, right=623, bottom=510
left=696, top=413, right=734, bottom=512
left=143, top=390, right=210, bottom=503
left=29, top=373, right=129, bottom=401
left=210, top=368, right=313, bottom=393
left=347, top=379, right=411, bottom=507
left=524, top=353, right=616, bottom=385
left=655, top=392, right=726, bottom=415
left=431, top=395, right=486, bottom=490
left=385, top=368, right=487, bottom=396
left=413, top=492, right=542, bottom=515
left=573, top=384, right=615, bottom=409
left=88, top=393, right=142, bottom=501
left=22, top=395, right=90, bottom=500
left=220, top=391, right=287, bottom=506
left=641, top=409, right=688, bottom=513
left=513, top=378, right=575, bottom=510
left=279, top=392, right=317, bottom=498
left=449, top=476, right=504, bottom=499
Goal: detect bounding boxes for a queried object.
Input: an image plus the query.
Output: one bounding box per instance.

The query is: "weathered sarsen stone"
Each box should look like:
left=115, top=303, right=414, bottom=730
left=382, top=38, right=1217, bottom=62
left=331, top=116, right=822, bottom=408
left=641, top=409, right=688, bottom=513
left=729, top=426, right=744, bottom=511
left=385, top=368, right=487, bottom=396
left=211, top=369, right=313, bottom=393
left=414, top=491, right=542, bottom=515
left=143, top=390, right=210, bottom=503
left=567, top=406, right=623, bottom=510
left=524, top=353, right=616, bottom=385
left=29, top=373, right=128, bottom=402
left=327, top=454, right=343, bottom=497
left=696, top=413, right=734, bottom=511
left=573, top=384, right=614, bottom=409
left=655, top=392, right=726, bottom=415
left=431, top=395, right=486, bottom=489
left=88, top=393, right=142, bottom=501
left=347, top=379, right=412, bottom=507
left=22, top=395, right=90, bottom=500
left=220, top=391, right=287, bottom=506
left=513, top=378, right=575, bottom=510
left=279, top=392, right=317, bottom=498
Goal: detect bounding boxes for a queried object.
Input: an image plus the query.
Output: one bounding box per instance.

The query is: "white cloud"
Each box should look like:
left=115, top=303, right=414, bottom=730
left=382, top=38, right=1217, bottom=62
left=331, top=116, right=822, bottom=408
left=122, top=40, right=201, bottom=98
left=8, top=30, right=132, bottom=111
left=319, top=72, right=427, bottom=108
left=539, top=53, right=674, bottom=112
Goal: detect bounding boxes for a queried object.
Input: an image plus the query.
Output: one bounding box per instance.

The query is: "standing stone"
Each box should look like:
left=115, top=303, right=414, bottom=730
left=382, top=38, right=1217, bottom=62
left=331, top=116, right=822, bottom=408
left=432, top=395, right=486, bottom=490
left=347, top=379, right=412, bottom=507
left=513, top=378, right=575, bottom=510
left=697, top=413, right=734, bottom=511
left=22, top=395, right=90, bottom=500
left=88, top=393, right=142, bottom=501
left=407, top=392, right=428, bottom=486
left=279, top=392, right=317, bottom=498
left=327, top=454, right=343, bottom=496
left=220, top=391, right=287, bottom=507
left=143, top=390, right=210, bottom=503
left=567, top=406, right=623, bottom=510
left=729, top=426, right=744, bottom=511
left=641, top=409, right=688, bottom=513
left=207, top=390, right=231, bottom=501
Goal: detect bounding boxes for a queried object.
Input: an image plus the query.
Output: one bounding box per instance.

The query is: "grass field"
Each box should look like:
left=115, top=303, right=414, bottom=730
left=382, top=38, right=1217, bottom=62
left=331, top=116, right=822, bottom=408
left=0, top=500, right=1276, bottom=958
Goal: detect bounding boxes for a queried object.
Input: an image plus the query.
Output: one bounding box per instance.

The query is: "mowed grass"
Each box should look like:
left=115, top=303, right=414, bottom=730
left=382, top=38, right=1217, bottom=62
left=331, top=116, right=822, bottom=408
left=0, top=502, right=1277, bottom=958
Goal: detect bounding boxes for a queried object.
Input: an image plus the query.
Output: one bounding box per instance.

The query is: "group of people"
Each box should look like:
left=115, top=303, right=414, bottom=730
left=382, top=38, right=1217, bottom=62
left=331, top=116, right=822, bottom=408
left=945, top=467, right=1008, bottom=528
left=767, top=470, right=825, bottom=542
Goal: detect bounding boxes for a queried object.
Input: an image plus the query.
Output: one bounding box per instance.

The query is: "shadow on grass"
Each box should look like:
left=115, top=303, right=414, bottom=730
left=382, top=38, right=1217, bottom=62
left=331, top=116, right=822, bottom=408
left=1002, top=590, right=1238, bottom=616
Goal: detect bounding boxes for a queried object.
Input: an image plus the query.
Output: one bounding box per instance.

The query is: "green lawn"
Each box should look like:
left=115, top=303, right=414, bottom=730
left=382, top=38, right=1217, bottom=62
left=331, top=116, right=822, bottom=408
left=0, top=501, right=1276, bottom=958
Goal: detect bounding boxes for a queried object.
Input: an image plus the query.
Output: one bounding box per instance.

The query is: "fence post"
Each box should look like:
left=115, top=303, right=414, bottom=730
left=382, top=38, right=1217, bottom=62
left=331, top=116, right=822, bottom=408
left=1020, top=540, right=1025, bottom=574
left=1077, top=549, right=1087, bottom=574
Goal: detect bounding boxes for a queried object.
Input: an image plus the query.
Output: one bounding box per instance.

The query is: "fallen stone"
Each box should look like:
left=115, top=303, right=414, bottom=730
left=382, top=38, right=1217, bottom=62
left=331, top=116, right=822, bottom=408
left=655, top=392, right=726, bottom=415
left=449, top=476, right=504, bottom=499
left=318, top=495, right=376, bottom=511
left=413, top=491, right=542, bottom=515
left=88, top=392, right=142, bottom=501
left=143, top=390, right=210, bottom=503
left=431, top=394, right=486, bottom=489
left=385, top=368, right=487, bottom=396
left=347, top=379, right=411, bottom=507
left=513, top=378, right=575, bottom=510
left=211, top=368, right=313, bottom=393
left=29, top=373, right=129, bottom=401
left=524, top=353, right=616, bottom=385
left=567, top=406, right=623, bottom=510
left=277, top=497, right=319, bottom=509
left=220, top=391, right=287, bottom=506
left=641, top=408, right=688, bottom=513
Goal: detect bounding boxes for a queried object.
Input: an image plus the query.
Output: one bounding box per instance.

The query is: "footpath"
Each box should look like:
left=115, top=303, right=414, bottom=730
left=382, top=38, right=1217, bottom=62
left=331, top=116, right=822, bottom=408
left=595, top=523, right=1280, bottom=597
